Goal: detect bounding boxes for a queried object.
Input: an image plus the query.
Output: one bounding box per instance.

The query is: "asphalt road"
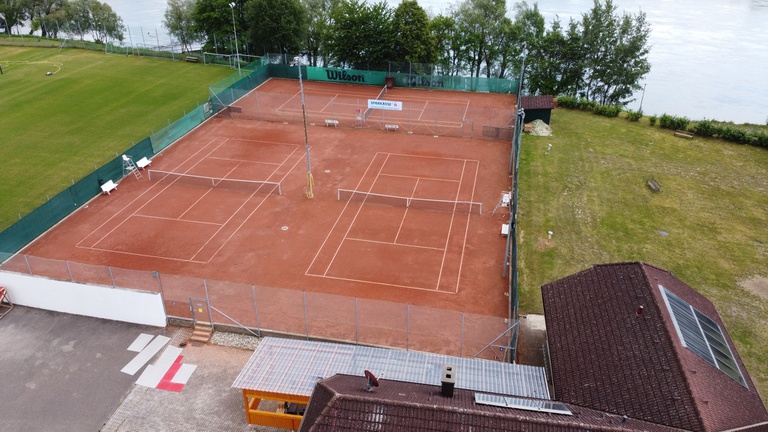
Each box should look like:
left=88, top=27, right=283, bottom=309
left=0, top=306, right=171, bottom=432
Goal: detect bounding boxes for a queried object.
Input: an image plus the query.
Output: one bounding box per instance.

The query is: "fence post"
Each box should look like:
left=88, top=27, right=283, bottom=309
left=406, top=304, right=410, bottom=351
left=460, top=312, right=465, bottom=358
left=303, top=291, right=309, bottom=340
left=249, top=285, right=261, bottom=336
left=66, top=260, right=73, bottom=281
left=108, top=266, right=115, bottom=287
left=203, top=278, right=214, bottom=329
left=23, top=255, right=32, bottom=275
left=355, top=297, right=359, bottom=345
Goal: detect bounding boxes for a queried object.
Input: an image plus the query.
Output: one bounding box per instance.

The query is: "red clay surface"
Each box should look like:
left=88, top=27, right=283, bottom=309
left=12, top=78, right=516, bottom=354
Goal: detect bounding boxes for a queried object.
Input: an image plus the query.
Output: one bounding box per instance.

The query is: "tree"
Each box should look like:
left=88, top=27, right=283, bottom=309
left=164, top=0, right=199, bottom=53
left=89, top=1, right=124, bottom=42
left=245, top=0, right=306, bottom=55
left=452, top=0, right=506, bottom=77
left=577, top=0, right=650, bottom=105
left=303, top=0, right=332, bottom=66
left=1, top=0, right=30, bottom=35
left=25, top=0, right=66, bottom=37
left=193, top=0, right=245, bottom=54
left=325, top=0, right=394, bottom=70
left=392, top=0, right=435, bottom=70
left=429, top=13, right=464, bottom=76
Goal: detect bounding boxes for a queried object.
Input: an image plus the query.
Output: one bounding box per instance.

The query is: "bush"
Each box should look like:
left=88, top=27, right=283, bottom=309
left=626, top=109, right=643, bottom=122
left=592, top=104, right=621, bottom=118
left=648, top=115, right=657, bottom=126
left=671, top=116, right=690, bottom=131
left=694, top=120, right=716, bottom=137
left=659, top=114, right=673, bottom=129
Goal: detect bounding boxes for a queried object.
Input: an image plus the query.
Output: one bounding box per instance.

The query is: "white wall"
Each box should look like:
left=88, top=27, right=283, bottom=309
left=0, top=271, right=166, bottom=327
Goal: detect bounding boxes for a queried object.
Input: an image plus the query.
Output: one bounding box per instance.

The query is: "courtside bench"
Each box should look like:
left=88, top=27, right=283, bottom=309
left=325, top=119, right=339, bottom=127
left=385, top=124, right=399, bottom=131
left=101, top=180, right=117, bottom=195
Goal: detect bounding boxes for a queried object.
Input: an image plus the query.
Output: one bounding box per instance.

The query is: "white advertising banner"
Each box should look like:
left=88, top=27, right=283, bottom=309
left=367, top=99, right=403, bottom=111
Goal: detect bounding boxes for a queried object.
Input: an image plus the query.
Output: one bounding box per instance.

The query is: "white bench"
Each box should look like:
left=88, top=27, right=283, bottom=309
left=501, top=223, right=510, bottom=236
left=385, top=124, right=399, bottom=131
left=502, top=192, right=511, bottom=207
left=136, top=156, right=152, bottom=169
left=101, top=180, right=117, bottom=195
left=325, top=119, right=339, bottom=127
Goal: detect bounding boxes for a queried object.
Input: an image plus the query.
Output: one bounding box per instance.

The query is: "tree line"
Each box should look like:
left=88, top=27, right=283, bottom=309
left=0, top=0, right=124, bottom=42
left=1, top=0, right=651, bottom=106
left=166, top=0, right=650, bottom=106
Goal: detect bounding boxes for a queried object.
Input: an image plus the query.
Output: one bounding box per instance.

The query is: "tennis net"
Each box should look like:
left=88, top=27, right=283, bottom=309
left=337, top=188, right=482, bottom=214
left=363, top=85, right=389, bottom=121
left=148, top=170, right=282, bottom=195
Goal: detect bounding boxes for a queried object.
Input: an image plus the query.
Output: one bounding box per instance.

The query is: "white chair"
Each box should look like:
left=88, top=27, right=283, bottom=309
left=136, top=157, right=152, bottom=169
left=101, top=180, right=117, bottom=195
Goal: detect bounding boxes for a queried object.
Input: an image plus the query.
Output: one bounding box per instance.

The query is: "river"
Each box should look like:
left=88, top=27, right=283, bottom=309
left=96, top=0, right=768, bottom=124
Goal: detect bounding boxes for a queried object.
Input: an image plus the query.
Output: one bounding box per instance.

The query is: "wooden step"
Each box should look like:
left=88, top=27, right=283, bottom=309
left=190, top=322, right=212, bottom=343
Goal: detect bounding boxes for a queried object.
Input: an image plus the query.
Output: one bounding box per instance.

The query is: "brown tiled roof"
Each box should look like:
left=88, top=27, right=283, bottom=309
left=520, top=95, right=555, bottom=110
left=542, top=262, right=768, bottom=431
left=300, top=374, right=684, bottom=432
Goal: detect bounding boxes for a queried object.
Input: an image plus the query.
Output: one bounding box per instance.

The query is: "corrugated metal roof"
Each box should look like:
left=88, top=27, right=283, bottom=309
left=232, top=337, right=550, bottom=399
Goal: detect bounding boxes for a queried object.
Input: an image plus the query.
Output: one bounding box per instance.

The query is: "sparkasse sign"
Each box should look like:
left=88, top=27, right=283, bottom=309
left=367, top=100, right=402, bottom=111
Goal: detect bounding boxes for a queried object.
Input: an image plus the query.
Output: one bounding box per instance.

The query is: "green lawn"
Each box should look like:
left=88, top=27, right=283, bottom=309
left=0, top=47, right=233, bottom=230
left=518, top=108, right=768, bottom=405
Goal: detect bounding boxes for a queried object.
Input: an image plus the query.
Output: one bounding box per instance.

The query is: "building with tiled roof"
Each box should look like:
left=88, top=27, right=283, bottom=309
left=519, top=95, right=555, bottom=124
left=299, top=374, right=684, bottom=432
left=542, top=262, right=768, bottom=431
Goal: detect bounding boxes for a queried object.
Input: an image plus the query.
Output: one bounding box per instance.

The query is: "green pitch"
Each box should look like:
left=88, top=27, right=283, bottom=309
left=0, top=47, right=233, bottom=230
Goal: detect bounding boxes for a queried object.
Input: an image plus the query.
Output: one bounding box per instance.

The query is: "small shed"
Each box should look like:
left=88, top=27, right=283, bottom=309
left=520, top=95, right=555, bottom=124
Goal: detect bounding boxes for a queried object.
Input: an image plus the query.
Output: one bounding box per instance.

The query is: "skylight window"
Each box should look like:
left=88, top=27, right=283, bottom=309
left=660, top=286, right=747, bottom=387
left=474, top=393, right=572, bottom=415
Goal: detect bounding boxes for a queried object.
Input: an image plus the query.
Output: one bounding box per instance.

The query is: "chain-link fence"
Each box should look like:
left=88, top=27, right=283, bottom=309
left=1, top=254, right=512, bottom=360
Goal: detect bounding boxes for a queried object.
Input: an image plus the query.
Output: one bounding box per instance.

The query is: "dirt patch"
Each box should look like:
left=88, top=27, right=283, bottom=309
left=738, top=276, right=768, bottom=300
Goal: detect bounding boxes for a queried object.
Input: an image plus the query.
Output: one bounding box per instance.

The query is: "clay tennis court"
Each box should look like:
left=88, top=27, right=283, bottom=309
left=13, top=78, right=516, bottom=354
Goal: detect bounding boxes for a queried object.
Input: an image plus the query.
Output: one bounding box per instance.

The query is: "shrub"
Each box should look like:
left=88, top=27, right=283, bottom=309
left=626, top=109, right=643, bottom=122
left=694, top=120, right=716, bottom=137
left=648, top=115, right=657, bottom=126
left=659, top=114, right=673, bottom=129
left=670, top=116, right=690, bottom=131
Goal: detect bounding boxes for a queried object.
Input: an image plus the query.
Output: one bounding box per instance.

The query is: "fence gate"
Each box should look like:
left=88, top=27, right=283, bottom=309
left=189, top=297, right=212, bottom=324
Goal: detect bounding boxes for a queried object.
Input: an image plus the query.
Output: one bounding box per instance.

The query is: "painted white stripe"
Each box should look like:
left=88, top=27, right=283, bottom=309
left=120, top=335, right=170, bottom=375
left=127, top=333, right=154, bottom=352
left=136, top=346, right=183, bottom=388
left=170, top=363, right=197, bottom=384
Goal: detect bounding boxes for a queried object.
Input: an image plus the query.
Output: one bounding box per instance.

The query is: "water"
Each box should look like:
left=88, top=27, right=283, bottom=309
left=63, top=0, right=768, bottom=124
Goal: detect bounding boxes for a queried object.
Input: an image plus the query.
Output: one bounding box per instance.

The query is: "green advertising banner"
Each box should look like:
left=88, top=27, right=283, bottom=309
left=307, top=67, right=387, bottom=86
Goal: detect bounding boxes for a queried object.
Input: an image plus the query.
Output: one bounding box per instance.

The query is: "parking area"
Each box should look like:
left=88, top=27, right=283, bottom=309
left=0, top=306, right=292, bottom=431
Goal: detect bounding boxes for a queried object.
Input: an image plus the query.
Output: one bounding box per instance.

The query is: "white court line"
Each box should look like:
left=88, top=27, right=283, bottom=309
left=136, top=345, right=183, bottom=388
left=308, top=273, right=443, bottom=292
left=435, top=160, right=468, bottom=291
left=321, top=95, right=338, bottom=112
left=76, top=137, right=228, bottom=250
left=322, top=154, right=392, bottom=276
left=121, top=335, right=170, bottom=375
left=380, top=173, right=460, bottom=183
left=191, top=145, right=303, bottom=262
left=417, top=101, right=428, bottom=121
left=394, top=178, right=419, bottom=244
left=453, top=160, right=480, bottom=293
left=208, top=156, right=281, bottom=166
left=171, top=363, right=197, bottom=384
left=276, top=91, right=301, bottom=112
left=127, top=333, right=154, bottom=352
left=305, top=153, right=386, bottom=275
left=133, top=214, right=222, bottom=226
left=347, top=237, right=444, bottom=251
left=178, top=161, right=242, bottom=220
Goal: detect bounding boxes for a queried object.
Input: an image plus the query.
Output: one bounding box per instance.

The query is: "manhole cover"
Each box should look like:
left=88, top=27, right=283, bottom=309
left=282, top=226, right=289, bottom=231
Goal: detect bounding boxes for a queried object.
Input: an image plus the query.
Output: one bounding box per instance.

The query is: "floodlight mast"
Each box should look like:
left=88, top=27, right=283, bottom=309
left=229, top=3, right=241, bottom=77
left=294, top=57, right=314, bottom=198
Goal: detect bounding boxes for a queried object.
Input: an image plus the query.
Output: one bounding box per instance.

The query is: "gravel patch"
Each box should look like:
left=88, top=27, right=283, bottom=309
left=210, top=331, right=262, bottom=351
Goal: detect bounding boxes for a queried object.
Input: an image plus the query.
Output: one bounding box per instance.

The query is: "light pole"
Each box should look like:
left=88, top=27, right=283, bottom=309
left=229, top=2, right=241, bottom=77
left=293, top=56, right=314, bottom=199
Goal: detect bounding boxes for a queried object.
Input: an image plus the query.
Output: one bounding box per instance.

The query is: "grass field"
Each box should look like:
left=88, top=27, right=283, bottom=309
left=0, top=47, right=233, bottom=231
left=518, top=108, right=768, bottom=405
